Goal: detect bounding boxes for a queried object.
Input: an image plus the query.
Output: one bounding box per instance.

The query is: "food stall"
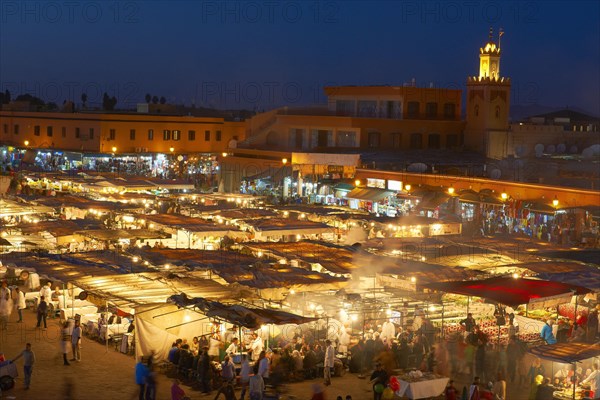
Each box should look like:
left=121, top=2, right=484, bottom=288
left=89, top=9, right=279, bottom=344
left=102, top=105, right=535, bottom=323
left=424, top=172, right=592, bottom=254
left=529, top=342, right=600, bottom=400
left=424, top=276, right=592, bottom=344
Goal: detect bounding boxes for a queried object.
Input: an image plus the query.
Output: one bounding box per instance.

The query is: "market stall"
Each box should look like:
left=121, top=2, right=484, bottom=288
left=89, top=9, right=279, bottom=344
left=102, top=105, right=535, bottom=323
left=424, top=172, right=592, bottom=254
left=135, top=295, right=318, bottom=362
left=529, top=342, right=600, bottom=400
left=424, top=277, right=592, bottom=343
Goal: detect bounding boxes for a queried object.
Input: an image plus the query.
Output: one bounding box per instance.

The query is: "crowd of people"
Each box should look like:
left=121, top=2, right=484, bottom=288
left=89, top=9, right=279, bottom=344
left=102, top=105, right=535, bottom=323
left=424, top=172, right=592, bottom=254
left=139, top=303, right=600, bottom=399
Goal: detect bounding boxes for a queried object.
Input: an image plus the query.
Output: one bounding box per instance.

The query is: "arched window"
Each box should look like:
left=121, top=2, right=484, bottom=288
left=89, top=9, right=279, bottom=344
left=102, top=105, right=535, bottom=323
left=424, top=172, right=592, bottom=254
left=474, top=105, right=479, bottom=117
left=495, top=106, right=501, bottom=118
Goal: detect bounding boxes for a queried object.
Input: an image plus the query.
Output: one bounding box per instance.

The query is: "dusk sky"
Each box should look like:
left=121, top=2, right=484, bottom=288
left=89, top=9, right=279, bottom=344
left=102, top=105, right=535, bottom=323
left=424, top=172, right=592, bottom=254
left=1, top=1, right=598, bottom=114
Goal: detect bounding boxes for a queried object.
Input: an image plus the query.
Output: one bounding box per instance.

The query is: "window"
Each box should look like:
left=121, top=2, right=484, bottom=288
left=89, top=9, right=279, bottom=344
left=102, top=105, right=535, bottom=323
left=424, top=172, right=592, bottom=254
left=336, top=131, right=356, bottom=147
left=89, top=128, right=94, bottom=139
left=130, top=129, right=136, bottom=140
left=357, top=100, right=377, bottom=117
left=368, top=132, right=381, bottom=148
left=14, top=124, right=19, bottom=135
left=444, top=103, right=456, bottom=119
left=216, top=130, right=222, bottom=141
left=410, top=133, right=423, bottom=149
left=428, top=133, right=441, bottom=149
left=407, top=102, right=420, bottom=118
left=446, top=134, right=458, bottom=148
left=75, top=128, right=80, bottom=138
left=47, top=126, right=53, bottom=137
left=2, top=124, right=7, bottom=134
left=62, top=127, right=66, bottom=138
left=391, top=133, right=402, bottom=148
left=495, top=106, right=501, bottom=118
left=172, top=130, right=180, bottom=141
left=34, top=125, right=40, bottom=136
left=474, top=105, right=479, bottom=117
left=163, top=130, right=170, bottom=140
left=204, top=130, right=210, bottom=141
left=188, top=130, right=196, bottom=141
left=425, top=102, right=438, bottom=119
left=336, top=100, right=356, bottom=116
left=109, top=129, right=116, bottom=140
left=148, top=129, right=154, bottom=140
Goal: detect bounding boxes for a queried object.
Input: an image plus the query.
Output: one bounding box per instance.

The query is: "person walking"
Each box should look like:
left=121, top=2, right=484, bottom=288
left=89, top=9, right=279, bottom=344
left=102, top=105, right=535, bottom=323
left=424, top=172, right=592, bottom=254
left=0, top=281, right=12, bottom=330
left=324, top=339, right=335, bottom=386
left=469, top=376, right=481, bottom=400
left=15, top=286, right=26, bottom=323
left=170, top=379, right=186, bottom=400
left=70, top=320, right=82, bottom=362
left=248, top=372, right=265, bottom=400
left=444, top=379, right=458, bottom=400
left=493, top=372, right=507, bottom=400
left=370, top=362, right=388, bottom=400
left=11, top=343, right=36, bottom=389
left=197, top=346, right=211, bottom=394
left=36, top=295, right=48, bottom=329
left=135, top=356, right=150, bottom=400
left=239, top=354, right=251, bottom=400
left=61, top=321, right=71, bottom=366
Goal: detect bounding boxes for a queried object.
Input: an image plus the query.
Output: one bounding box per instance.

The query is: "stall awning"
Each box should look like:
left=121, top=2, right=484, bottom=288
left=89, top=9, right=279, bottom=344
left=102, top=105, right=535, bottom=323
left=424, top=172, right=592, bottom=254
left=167, top=294, right=317, bottom=329
left=418, top=192, right=452, bottom=210
left=423, top=277, right=591, bottom=307
left=346, top=188, right=394, bottom=202
left=333, top=183, right=355, bottom=192
left=528, top=342, right=600, bottom=364
left=523, top=200, right=556, bottom=214
left=244, top=166, right=292, bottom=182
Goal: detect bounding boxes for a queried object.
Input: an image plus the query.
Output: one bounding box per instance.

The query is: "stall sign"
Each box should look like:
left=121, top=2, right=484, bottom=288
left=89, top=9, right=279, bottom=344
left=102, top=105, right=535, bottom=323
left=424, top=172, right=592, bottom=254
left=367, top=178, right=385, bottom=189
left=327, top=165, right=344, bottom=174
left=387, top=180, right=402, bottom=191
left=376, top=274, right=416, bottom=291
left=529, top=294, right=573, bottom=311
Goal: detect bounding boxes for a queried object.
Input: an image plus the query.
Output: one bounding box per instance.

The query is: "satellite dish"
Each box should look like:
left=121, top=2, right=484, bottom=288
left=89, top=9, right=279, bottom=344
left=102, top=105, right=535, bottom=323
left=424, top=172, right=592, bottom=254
left=582, top=147, right=594, bottom=159
left=19, top=271, right=30, bottom=281
left=534, top=144, right=544, bottom=158
left=490, top=169, right=502, bottom=179
left=546, top=145, right=556, bottom=154
left=557, top=143, right=566, bottom=154
left=570, top=145, right=578, bottom=154
left=78, top=291, right=88, bottom=300
left=514, top=145, right=526, bottom=157
left=407, top=163, right=427, bottom=173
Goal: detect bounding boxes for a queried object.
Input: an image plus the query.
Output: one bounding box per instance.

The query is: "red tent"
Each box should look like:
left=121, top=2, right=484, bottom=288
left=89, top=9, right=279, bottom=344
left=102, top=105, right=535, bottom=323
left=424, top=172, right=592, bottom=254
left=423, top=276, right=591, bottom=307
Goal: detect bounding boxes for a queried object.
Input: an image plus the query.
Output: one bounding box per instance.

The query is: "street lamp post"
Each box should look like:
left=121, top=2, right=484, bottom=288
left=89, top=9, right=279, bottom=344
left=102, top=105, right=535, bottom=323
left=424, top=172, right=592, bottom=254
left=169, top=147, right=175, bottom=178
left=21, top=140, right=30, bottom=172
left=218, top=152, right=228, bottom=193
left=111, top=147, right=117, bottom=178
left=281, top=158, right=288, bottom=204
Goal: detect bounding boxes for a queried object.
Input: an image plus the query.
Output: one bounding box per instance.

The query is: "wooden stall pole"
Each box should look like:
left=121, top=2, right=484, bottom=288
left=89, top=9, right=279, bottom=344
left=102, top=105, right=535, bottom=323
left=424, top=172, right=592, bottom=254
left=441, top=303, right=445, bottom=340
left=572, top=362, right=576, bottom=400
left=105, top=300, right=109, bottom=353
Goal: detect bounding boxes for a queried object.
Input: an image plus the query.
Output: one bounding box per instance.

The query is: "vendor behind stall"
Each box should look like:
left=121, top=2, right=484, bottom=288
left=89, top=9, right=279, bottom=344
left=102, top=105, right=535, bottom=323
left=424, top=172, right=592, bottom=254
left=540, top=319, right=557, bottom=344
left=581, top=362, right=600, bottom=399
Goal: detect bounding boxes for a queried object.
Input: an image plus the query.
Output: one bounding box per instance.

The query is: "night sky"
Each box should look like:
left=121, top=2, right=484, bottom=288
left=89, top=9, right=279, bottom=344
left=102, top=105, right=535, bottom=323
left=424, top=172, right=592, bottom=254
left=1, top=1, right=598, bottom=114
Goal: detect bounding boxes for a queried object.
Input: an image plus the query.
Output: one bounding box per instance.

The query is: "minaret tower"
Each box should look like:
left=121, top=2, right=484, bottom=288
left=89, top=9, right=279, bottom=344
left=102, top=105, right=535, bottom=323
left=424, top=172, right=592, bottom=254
left=465, top=28, right=511, bottom=154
